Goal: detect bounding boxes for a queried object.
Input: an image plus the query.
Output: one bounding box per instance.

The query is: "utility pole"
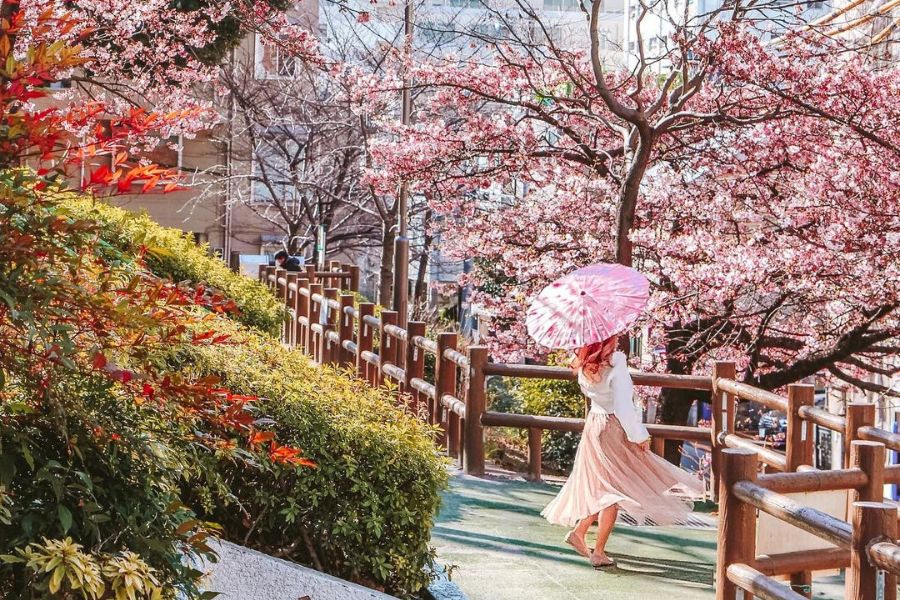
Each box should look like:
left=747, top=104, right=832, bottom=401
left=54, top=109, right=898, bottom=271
left=392, top=0, right=413, bottom=328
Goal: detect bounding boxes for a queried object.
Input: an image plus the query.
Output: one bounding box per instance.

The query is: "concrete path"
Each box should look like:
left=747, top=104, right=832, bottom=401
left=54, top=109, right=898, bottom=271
left=431, top=468, right=846, bottom=600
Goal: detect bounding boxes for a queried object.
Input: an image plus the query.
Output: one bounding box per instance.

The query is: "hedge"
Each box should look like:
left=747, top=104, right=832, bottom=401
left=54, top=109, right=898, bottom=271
left=61, top=196, right=285, bottom=336
left=6, top=193, right=448, bottom=598
left=167, top=318, right=449, bottom=597
left=1, top=181, right=235, bottom=599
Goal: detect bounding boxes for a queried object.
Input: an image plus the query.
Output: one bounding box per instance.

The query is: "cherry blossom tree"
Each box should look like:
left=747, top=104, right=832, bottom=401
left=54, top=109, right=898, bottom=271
left=11, top=0, right=318, bottom=145
left=363, top=0, right=900, bottom=441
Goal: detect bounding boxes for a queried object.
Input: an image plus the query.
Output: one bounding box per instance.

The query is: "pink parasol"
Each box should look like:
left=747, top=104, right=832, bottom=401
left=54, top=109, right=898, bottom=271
left=526, top=263, right=650, bottom=350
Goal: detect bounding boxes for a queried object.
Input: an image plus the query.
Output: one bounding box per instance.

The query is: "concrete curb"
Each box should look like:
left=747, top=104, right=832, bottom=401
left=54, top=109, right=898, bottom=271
left=200, top=540, right=399, bottom=600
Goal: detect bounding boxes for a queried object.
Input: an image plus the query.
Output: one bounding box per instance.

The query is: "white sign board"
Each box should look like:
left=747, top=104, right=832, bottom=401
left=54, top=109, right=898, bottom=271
left=757, top=490, right=849, bottom=558
left=238, top=255, right=269, bottom=279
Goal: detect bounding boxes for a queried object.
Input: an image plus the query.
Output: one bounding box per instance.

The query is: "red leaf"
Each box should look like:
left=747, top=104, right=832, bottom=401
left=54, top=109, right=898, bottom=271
left=92, top=352, right=107, bottom=370
left=248, top=430, right=275, bottom=446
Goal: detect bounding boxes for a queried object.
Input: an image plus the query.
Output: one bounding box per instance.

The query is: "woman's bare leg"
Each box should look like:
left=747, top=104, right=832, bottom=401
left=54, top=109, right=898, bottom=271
left=574, top=513, right=597, bottom=538
left=593, top=504, right=619, bottom=556
left=565, top=513, right=597, bottom=558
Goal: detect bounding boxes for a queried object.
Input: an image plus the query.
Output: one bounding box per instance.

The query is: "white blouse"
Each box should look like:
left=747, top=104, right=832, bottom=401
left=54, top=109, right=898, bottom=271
left=577, top=351, right=650, bottom=444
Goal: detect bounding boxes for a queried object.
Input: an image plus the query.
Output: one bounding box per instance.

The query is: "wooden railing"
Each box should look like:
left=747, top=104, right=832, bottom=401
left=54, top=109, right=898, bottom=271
left=259, top=264, right=712, bottom=479
left=710, top=362, right=900, bottom=598
left=718, top=446, right=900, bottom=600
left=259, top=265, right=900, bottom=599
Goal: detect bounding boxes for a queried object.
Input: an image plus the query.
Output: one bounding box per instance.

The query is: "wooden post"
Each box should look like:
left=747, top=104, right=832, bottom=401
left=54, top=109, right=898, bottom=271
left=322, top=288, right=339, bottom=364
left=379, top=311, right=398, bottom=388
left=295, top=278, right=309, bottom=354
left=852, top=440, right=885, bottom=503
left=787, top=384, right=815, bottom=471
left=356, top=303, right=375, bottom=383
left=404, top=321, right=426, bottom=414
left=265, top=265, right=276, bottom=291
left=275, top=267, right=287, bottom=298
left=845, top=403, right=876, bottom=468
left=285, top=272, right=299, bottom=347
left=274, top=267, right=287, bottom=342
left=716, top=448, right=758, bottom=600
left=435, top=333, right=458, bottom=454
left=785, top=384, right=816, bottom=598
left=527, top=427, right=542, bottom=482
left=848, top=502, right=897, bottom=600
left=258, top=264, right=267, bottom=283
left=337, top=294, right=355, bottom=368
left=651, top=436, right=666, bottom=457
left=329, top=260, right=341, bottom=289
left=229, top=250, right=241, bottom=273
left=464, top=346, right=488, bottom=476
left=305, top=264, right=316, bottom=285
left=275, top=267, right=286, bottom=300
left=847, top=439, right=893, bottom=599
left=711, top=361, right=737, bottom=502
left=307, top=283, right=323, bottom=363
left=348, top=265, right=360, bottom=293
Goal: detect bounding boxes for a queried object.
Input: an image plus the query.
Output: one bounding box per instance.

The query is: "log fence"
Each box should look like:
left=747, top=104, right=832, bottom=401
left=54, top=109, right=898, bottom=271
left=259, top=265, right=900, bottom=599
left=718, top=446, right=900, bottom=600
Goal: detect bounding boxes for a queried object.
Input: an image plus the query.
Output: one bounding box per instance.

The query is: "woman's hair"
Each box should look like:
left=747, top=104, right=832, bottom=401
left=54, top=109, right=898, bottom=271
left=570, top=336, right=619, bottom=381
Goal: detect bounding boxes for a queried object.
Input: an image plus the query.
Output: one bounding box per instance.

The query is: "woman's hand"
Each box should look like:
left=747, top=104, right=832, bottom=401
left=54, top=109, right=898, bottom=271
left=637, top=439, right=650, bottom=452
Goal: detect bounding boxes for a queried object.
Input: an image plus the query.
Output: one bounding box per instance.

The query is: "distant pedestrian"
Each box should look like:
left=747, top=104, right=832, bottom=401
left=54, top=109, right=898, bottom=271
left=274, top=250, right=302, bottom=272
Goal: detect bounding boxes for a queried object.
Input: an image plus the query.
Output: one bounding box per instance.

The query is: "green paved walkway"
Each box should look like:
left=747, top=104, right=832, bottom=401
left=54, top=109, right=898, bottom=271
left=431, top=468, right=717, bottom=600
left=431, top=468, right=848, bottom=599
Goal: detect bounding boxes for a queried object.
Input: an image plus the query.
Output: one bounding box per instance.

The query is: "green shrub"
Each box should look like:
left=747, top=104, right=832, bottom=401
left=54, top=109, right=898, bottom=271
left=167, top=319, right=449, bottom=598
left=0, top=378, right=212, bottom=599
left=0, top=180, right=228, bottom=599
left=61, top=197, right=285, bottom=336
left=7, top=191, right=446, bottom=598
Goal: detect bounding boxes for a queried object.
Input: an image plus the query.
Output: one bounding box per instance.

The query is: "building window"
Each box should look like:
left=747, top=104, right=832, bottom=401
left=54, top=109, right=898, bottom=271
left=254, top=35, right=298, bottom=79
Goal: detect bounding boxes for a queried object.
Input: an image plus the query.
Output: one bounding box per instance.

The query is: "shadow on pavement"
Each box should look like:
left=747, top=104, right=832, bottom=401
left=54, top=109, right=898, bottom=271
left=432, top=526, right=715, bottom=587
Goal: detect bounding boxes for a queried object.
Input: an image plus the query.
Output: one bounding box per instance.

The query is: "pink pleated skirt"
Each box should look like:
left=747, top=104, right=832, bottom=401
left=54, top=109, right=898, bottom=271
left=541, top=411, right=703, bottom=528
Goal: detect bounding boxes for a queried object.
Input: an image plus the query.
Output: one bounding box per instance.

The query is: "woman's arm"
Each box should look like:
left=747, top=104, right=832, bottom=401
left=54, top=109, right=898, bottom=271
left=609, top=352, right=650, bottom=444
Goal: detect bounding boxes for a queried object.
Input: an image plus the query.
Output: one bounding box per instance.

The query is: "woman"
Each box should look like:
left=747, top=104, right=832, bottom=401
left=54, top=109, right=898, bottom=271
left=541, top=336, right=702, bottom=569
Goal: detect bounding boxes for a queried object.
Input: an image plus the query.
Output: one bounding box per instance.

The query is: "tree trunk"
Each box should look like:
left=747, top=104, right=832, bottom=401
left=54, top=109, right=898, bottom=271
left=656, top=328, right=705, bottom=464
left=413, top=210, right=434, bottom=305
left=287, top=224, right=302, bottom=255
left=378, top=224, right=395, bottom=307
left=413, top=249, right=430, bottom=305
left=614, top=126, right=653, bottom=268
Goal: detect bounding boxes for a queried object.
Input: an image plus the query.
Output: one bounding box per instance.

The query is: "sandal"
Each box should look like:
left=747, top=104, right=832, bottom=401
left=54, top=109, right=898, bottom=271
left=590, top=552, right=616, bottom=569
left=564, top=531, right=590, bottom=558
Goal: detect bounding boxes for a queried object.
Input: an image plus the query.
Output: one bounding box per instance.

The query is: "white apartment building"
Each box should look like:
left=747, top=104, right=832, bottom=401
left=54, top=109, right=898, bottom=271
left=621, top=0, right=897, bottom=69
